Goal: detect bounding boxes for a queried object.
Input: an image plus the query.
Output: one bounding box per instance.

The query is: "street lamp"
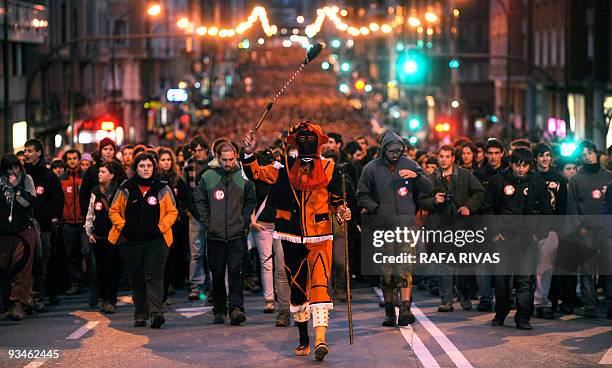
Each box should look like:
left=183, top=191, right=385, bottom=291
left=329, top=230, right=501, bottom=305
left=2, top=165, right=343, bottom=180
left=146, top=3, right=162, bottom=17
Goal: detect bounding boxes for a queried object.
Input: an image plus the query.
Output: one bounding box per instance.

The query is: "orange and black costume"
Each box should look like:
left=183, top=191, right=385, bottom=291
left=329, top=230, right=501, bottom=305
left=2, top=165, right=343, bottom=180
left=241, top=122, right=343, bottom=354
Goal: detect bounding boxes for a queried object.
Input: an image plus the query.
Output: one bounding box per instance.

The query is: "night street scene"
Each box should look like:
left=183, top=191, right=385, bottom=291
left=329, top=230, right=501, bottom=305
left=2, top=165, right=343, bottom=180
left=0, top=1, right=611, bottom=367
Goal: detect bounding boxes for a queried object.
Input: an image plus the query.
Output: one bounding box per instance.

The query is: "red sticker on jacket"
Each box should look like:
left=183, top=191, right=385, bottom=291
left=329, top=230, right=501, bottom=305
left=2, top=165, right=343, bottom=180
left=36, top=186, right=45, bottom=195
left=95, top=202, right=103, bottom=211
left=504, top=185, right=515, bottom=196
left=591, top=189, right=602, bottom=199
left=147, top=196, right=158, bottom=206
left=214, top=190, right=225, bottom=200
left=66, top=186, right=73, bottom=193
left=397, top=187, right=409, bottom=197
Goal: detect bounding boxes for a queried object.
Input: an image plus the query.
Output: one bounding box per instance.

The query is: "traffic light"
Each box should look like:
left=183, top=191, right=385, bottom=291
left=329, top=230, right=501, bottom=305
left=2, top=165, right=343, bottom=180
left=406, top=116, right=423, bottom=131
left=448, top=59, right=460, bottom=69
left=340, top=62, right=351, bottom=72
left=321, top=61, right=330, bottom=70
left=396, top=50, right=429, bottom=84
left=338, top=83, right=350, bottom=93
left=355, top=79, right=366, bottom=91
left=434, top=122, right=451, bottom=133
left=331, top=39, right=341, bottom=48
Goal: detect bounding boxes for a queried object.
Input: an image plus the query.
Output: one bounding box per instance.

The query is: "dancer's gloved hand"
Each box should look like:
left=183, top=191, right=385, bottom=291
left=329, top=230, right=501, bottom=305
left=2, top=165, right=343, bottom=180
left=243, top=131, right=256, bottom=155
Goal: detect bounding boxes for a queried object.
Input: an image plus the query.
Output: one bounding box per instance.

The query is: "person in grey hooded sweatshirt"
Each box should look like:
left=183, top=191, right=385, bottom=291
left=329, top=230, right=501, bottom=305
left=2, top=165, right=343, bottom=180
left=356, top=131, right=432, bottom=327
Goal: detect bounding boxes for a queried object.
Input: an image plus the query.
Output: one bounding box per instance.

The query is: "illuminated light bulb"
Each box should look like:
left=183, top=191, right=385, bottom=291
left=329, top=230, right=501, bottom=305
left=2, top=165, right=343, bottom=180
left=176, top=17, right=190, bottom=29
left=381, top=24, right=392, bottom=33
left=425, top=11, right=438, bottom=23
left=427, top=28, right=434, bottom=36
left=360, top=27, right=370, bottom=35
left=282, top=39, right=292, bottom=47
left=196, top=26, right=207, bottom=36
left=408, top=16, right=420, bottom=27
left=340, top=9, right=348, bottom=16
left=417, top=26, right=423, bottom=33
left=369, top=22, right=379, bottom=31
left=296, top=15, right=304, bottom=24
left=208, top=27, right=218, bottom=36
left=257, top=37, right=265, bottom=45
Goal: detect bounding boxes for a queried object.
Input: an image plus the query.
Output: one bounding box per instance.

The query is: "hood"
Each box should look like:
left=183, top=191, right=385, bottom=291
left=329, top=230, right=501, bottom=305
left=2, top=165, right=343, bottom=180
left=380, top=131, right=405, bottom=151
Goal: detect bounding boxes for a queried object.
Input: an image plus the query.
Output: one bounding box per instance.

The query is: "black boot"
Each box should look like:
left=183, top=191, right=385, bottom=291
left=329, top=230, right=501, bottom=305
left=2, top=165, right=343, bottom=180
left=398, top=301, right=416, bottom=326
left=382, top=303, right=397, bottom=327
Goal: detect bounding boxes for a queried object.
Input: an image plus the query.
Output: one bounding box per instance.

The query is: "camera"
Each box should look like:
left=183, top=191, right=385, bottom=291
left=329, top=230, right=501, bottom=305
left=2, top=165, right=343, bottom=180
left=443, top=192, right=454, bottom=203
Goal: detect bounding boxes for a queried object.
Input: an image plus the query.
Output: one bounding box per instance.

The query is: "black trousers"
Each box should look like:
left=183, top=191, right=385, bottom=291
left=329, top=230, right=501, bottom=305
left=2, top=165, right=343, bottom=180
left=494, top=275, right=535, bottom=322
left=93, top=238, right=121, bottom=304
left=207, top=238, right=244, bottom=314
left=119, top=239, right=169, bottom=319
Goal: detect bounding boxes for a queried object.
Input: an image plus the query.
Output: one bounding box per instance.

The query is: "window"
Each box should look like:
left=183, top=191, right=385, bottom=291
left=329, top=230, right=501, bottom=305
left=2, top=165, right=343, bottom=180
left=542, top=29, right=548, bottom=67
left=534, top=31, right=540, bottom=66
left=551, top=29, right=557, bottom=67
left=113, top=19, right=128, bottom=47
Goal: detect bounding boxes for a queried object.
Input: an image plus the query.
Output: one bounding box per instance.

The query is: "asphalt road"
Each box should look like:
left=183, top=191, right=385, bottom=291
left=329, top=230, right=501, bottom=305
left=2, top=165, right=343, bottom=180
left=1, top=286, right=610, bottom=368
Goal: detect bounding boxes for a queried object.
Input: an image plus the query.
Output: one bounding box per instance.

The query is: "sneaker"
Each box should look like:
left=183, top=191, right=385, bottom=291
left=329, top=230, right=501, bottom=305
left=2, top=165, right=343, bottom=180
left=263, top=300, right=275, bottom=314
left=7, top=302, right=25, bottom=321
left=559, top=303, right=574, bottom=315
left=150, top=312, right=165, bottom=329
left=230, top=308, right=246, bottom=326
left=454, top=286, right=472, bottom=310
left=213, top=313, right=226, bottom=324
left=491, top=317, right=504, bottom=327
left=33, top=300, right=48, bottom=313
left=275, top=309, right=290, bottom=327
left=477, top=300, right=493, bottom=312
left=104, top=303, right=117, bottom=314
left=188, top=290, right=201, bottom=301
left=515, top=320, right=533, bottom=330
left=65, top=285, right=81, bottom=295
left=535, top=306, right=555, bottom=320
left=438, top=302, right=454, bottom=312
left=584, top=306, right=597, bottom=318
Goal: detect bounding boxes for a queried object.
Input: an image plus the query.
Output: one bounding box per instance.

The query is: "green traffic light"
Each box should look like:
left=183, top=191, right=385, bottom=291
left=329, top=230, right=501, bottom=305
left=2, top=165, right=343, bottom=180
left=396, top=50, right=429, bottom=84
left=340, top=62, right=350, bottom=72
left=449, top=59, right=460, bottom=69
left=407, top=117, right=422, bottom=130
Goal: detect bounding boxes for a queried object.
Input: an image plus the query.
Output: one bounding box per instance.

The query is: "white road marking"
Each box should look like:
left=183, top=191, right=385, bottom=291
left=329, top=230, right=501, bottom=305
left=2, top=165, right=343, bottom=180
left=600, top=348, right=612, bottom=365
left=175, top=306, right=212, bottom=318
left=410, top=304, right=474, bottom=368
left=23, top=359, right=48, bottom=368
left=66, top=321, right=99, bottom=340
left=373, top=287, right=441, bottom=367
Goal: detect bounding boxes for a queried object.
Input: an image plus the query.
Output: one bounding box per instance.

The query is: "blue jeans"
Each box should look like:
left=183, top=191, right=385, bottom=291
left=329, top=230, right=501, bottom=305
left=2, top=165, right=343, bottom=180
left=188, top=214, right=211, bottom=292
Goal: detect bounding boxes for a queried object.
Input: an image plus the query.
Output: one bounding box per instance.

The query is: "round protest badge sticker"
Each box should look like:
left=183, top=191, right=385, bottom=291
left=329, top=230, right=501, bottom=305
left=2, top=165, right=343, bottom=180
left=503, top=185, right=515, bottom=196
left=214, top=190, right=225, bottom=201
left=95, top=202, right=103, bottom=211
left=397, top=187, right=409, bottom=197
left=36, top=186, right=45, bottom=195
left=147, top=196, right=158, bottom=206
left=591, top=189, right=602, bottom=199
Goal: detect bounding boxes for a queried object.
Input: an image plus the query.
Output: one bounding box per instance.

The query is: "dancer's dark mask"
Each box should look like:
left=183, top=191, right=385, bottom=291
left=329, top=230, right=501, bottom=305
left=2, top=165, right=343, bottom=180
left=383, top=142, right=404, bottom=165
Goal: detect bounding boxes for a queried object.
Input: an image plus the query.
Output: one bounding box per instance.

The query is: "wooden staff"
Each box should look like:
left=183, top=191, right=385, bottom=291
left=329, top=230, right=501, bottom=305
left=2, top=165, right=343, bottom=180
left=340, top=168, right=354, bottom=344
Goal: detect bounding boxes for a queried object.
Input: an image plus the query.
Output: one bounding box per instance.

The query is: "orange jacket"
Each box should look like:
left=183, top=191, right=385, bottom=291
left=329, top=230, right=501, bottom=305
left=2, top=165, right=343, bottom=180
left=242, top=154, right=343, bottom=243
left=108, top=179, right=178, bottom=246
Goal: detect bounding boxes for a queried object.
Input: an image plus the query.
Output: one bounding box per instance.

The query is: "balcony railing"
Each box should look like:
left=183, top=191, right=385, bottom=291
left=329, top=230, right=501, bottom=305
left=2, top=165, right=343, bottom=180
left=0, top=0, right=48, bottom=44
